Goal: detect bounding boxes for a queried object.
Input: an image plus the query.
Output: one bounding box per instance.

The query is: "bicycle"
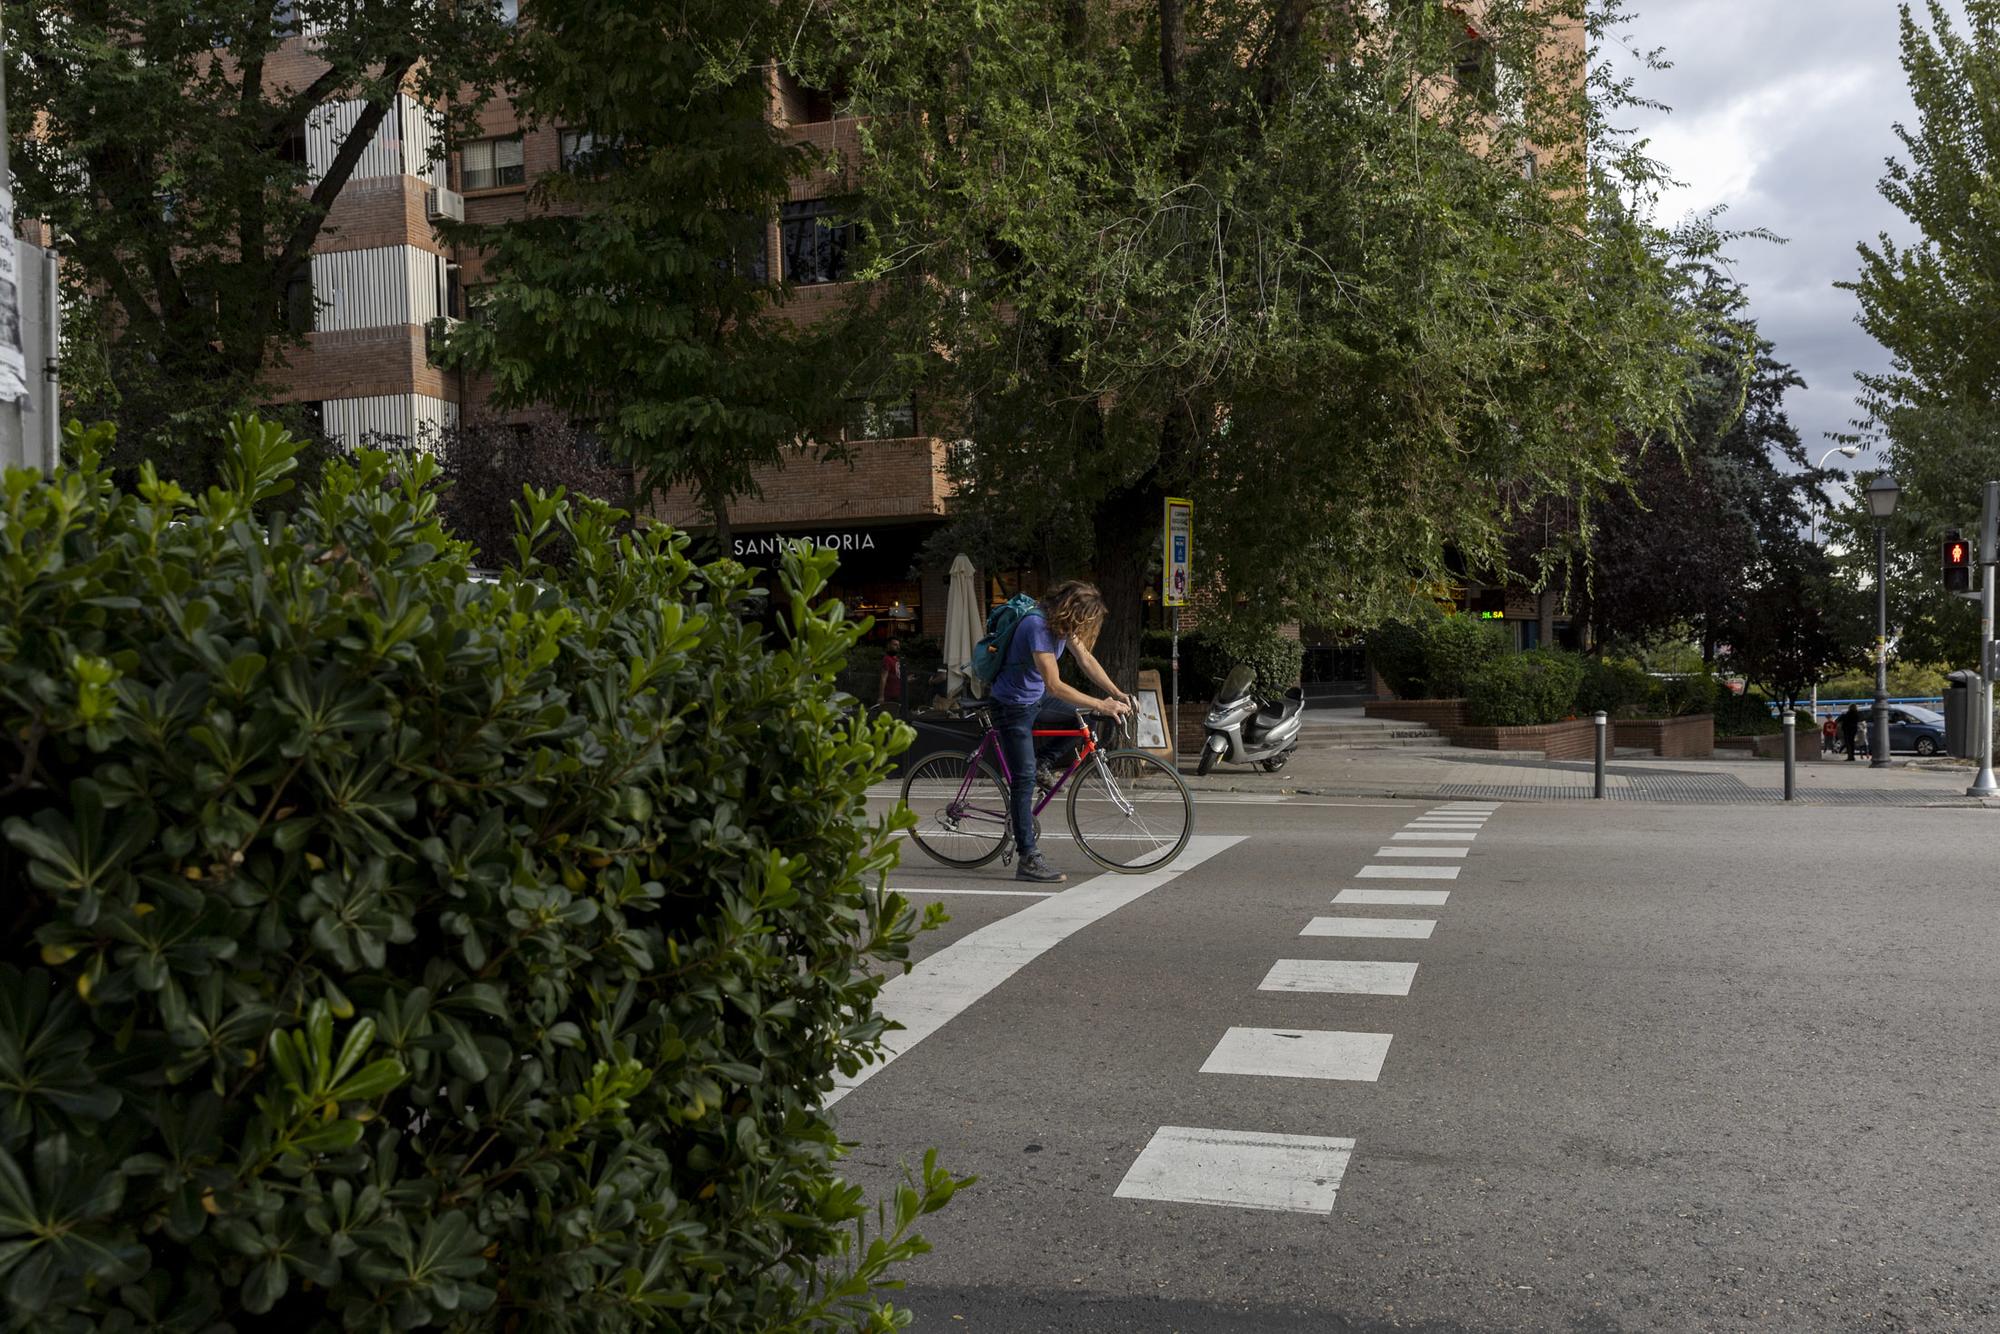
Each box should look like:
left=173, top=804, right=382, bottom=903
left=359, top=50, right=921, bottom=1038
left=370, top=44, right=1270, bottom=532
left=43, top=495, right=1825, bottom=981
left=899, top=705, right=1195, bottom=874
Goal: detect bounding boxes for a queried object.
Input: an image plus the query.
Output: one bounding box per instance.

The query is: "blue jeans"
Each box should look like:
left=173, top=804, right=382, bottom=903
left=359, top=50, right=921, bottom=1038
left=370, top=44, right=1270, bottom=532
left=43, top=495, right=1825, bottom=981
left=990, top=697, right=1083, bottom=857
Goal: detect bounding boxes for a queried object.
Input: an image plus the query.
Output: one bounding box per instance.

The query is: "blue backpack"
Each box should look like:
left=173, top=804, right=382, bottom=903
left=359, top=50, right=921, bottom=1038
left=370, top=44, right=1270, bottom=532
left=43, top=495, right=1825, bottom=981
left=971, top=594, right=1041, bottom=688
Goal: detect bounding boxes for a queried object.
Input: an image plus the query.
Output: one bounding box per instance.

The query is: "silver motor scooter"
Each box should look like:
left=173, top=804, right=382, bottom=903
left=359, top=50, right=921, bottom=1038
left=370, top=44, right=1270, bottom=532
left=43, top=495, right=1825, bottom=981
left=1197, top=665, right=1304, bottom=775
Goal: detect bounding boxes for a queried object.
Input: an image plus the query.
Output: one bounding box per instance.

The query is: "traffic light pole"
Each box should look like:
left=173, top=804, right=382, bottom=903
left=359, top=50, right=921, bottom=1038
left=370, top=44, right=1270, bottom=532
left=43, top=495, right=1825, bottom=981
left=1972, top=481, right=1999, bottom=798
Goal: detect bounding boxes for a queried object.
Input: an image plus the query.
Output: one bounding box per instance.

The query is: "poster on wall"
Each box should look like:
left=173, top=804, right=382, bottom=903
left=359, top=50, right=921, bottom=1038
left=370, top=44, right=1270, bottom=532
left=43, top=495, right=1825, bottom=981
left=0, top=188, right=27, bottom=406
left=1134, top=669, right=1173, bottom=762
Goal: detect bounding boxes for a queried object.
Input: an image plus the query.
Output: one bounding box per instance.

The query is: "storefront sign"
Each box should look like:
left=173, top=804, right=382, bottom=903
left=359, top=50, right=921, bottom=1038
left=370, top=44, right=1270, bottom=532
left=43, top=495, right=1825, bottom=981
left=1163, top=498, right=1193, bottom=607
left=732, top=530, right=879, bottom=559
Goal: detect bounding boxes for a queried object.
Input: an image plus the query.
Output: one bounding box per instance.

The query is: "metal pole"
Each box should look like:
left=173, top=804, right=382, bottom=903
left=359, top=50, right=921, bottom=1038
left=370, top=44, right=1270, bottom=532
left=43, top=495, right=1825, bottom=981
left=1593, top=710, right=1607, bottom=799
left=1974, top=481, right=2000, bottom=796
left=1170, top=607, right=1180, bottom=768
left=1872, top=521, right=1891, bottom=768
left=1782, top=710, right=1796, bottom=802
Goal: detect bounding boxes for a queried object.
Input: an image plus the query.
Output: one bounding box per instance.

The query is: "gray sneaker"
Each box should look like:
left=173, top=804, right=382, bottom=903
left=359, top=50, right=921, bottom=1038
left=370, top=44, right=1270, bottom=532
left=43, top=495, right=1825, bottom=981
left=1015, top=853, right=1066, bottom=884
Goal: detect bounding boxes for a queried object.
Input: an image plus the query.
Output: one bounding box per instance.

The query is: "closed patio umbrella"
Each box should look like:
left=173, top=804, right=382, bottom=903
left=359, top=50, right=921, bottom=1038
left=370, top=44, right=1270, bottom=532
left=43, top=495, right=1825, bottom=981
left=943, top=554, right=980, bottom=700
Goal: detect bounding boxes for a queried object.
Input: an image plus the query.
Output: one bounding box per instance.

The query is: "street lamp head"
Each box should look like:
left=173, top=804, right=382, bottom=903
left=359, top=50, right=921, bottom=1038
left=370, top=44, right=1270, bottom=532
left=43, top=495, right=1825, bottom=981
left=1866, top=473, right=1901, bottom=521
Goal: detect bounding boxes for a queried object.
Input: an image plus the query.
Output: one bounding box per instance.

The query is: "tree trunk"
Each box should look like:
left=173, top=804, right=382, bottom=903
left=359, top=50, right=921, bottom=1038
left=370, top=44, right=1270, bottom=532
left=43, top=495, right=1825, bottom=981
left=1092, top=490, right=1157, bottom=691
left=708, top=488, right=733, bottom=558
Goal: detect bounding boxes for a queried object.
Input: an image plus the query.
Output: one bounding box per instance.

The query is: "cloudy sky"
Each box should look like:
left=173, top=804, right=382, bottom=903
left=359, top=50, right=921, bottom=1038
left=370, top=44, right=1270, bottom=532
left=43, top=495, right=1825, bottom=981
left=1600, top=1, right=1966, bottom=479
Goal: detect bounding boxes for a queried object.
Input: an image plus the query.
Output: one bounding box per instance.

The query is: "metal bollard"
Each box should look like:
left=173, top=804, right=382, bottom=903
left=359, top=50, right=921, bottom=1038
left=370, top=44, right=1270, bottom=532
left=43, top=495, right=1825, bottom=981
left=1783, top=710, right=1796, bottom=802
left=1593, top=710, right=1607, bottom=799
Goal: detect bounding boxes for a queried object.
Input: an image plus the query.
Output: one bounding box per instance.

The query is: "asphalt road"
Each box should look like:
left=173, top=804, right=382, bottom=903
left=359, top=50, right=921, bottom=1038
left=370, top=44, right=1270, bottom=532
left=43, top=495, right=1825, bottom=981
left=834, top=793, right=2000, bottom=1332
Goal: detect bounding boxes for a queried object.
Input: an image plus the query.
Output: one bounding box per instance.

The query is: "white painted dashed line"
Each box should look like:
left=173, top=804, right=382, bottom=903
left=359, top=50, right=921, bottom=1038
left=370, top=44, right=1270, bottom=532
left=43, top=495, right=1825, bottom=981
left=1259, top=959, right=1418, bottom=995
left=1335, top=887, right=1451, bottom=906
left=1408, top=819, right=1485, bottom=827
left=1301, top=916, right=1436, bottom=939
left=1114, top=1126, right=1356, bottom=1214
left=1357, top=864, right=1460, bottom=880
left=1373, top=846, right=1469, bottom=857
left=827, top=834, right=1246, bottom=1107
left=1200, top=1027, right=1393, bottom=1082
left=1392, top=832, right=1476, bottom=841
left=889, top=887, right=1057, bottom=898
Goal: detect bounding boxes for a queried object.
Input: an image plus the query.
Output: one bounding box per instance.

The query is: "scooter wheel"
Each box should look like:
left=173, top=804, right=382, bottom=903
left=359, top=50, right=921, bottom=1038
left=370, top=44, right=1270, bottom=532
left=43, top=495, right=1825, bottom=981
left=1197, top=746, right=1218, bottom=776
left=1262, top=752, right=1289, bottom=773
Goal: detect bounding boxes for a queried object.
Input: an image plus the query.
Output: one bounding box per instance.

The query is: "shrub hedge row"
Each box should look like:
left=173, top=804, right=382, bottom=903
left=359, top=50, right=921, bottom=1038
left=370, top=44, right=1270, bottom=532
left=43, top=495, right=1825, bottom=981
left=0, top=421, right=960, bottom=1330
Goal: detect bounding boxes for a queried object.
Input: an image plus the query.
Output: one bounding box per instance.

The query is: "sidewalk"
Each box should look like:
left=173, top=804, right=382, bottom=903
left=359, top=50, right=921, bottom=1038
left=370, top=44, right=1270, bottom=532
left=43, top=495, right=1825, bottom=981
left=1176, top=739, right=1995, bottom=807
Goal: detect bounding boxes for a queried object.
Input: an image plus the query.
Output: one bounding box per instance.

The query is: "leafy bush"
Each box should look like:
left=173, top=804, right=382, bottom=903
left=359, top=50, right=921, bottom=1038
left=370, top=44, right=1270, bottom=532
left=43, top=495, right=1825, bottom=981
left=1650, top=670, right=1719, bottom=717
left=1465, top=648, right=1586, bottom=726
left=0, top=420, right=961, bottom=1330
left=1362, top=619, right=1431, bottom=697
left=1421, top=616, right=1507, bottom=698
left=1192, top=625, right=1305, bottom=697
left=1577, top=656, right=1653, bottom=719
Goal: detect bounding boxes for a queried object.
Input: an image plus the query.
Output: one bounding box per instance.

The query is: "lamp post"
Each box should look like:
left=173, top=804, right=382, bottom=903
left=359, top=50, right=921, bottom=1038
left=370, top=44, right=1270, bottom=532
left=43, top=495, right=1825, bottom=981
left=1809, top=445, right=1862, bottom=728
left=1866, top=473, right=1902, bottom=768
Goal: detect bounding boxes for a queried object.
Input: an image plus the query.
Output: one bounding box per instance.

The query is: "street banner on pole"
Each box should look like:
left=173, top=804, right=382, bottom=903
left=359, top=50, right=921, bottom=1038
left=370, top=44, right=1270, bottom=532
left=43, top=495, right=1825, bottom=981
left=1163, top=498, right=1192, bottom=607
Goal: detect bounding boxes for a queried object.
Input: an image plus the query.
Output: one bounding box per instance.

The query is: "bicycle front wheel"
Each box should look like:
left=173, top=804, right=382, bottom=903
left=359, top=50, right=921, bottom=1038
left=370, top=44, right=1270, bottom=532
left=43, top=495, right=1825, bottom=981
left=900, top=752, right=1014, bottom=868
left=1066, top=749, right=1194, bottom=873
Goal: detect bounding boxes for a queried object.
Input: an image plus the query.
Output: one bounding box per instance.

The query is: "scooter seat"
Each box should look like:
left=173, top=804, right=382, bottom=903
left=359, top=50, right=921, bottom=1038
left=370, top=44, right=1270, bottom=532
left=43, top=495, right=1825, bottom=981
left=1255, top=690, right=1305, bottom=728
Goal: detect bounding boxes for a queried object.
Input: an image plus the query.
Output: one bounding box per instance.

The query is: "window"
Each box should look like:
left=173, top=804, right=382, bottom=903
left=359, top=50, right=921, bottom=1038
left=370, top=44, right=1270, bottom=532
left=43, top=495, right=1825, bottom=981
left=461, top=135, right=524, bottom=191
left=781, top=199, right=855, bottom=285
left=559, top=129, right=623, bottom=175
left=1452, top=26, right=1497, bottom=102
left=776, top=67, right=847, bottom=125
left=719, top=213, right=770, bottom=284
left=845, top=397, right=917, bottom=440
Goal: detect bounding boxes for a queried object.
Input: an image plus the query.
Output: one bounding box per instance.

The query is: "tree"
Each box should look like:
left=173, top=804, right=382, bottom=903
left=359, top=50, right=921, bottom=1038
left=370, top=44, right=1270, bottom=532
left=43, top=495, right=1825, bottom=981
left=1836, top=0, right=2000, bottom=670
left=1719, top=537, right=1871, bottom=707
left=441, top=0, right=853, bottom=548
left=5, top=1, right=510, bottom=480
left=1558, top=273, right=1831, bottom=657
left=425, top=419, right=634, bottom=569
left=815, top=0, right=1709, bottom=683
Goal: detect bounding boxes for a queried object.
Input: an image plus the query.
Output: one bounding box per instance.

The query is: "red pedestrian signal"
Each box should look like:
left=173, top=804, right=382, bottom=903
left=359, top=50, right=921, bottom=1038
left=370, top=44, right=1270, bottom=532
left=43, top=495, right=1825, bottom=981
left=1944, top=530, right=1971, bottom=593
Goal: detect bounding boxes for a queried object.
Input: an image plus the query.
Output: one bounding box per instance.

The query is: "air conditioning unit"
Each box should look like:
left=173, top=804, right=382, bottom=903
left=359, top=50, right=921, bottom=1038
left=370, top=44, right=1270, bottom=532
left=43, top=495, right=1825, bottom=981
left=425, top=186, right=465, bottom=223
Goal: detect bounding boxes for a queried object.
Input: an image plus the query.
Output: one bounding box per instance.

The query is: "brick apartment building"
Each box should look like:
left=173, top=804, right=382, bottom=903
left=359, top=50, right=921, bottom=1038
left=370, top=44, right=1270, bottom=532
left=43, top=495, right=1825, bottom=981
left=261, top=22, right=952, bottom=638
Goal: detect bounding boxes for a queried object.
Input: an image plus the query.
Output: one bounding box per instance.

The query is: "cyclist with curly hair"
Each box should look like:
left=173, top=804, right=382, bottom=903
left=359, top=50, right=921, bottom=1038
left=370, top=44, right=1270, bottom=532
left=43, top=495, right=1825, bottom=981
left=987, top=580, right=1132, bottom=884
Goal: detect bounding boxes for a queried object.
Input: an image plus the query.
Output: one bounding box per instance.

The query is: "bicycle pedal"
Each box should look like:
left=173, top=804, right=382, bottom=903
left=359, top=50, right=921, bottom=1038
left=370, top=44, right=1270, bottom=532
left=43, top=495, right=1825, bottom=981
left=1000, top=846, right=1015, bottom=867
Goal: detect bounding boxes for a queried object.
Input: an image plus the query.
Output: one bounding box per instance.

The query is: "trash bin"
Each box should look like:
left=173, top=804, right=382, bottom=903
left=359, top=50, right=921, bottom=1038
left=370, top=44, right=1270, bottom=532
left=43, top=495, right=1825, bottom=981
left=1946, top=669, right=1979, bottom=757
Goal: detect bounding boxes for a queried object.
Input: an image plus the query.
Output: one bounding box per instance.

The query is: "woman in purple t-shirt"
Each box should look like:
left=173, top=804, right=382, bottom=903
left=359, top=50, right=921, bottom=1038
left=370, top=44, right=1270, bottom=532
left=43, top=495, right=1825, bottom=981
left=989, top=581, right=1132, bottom=884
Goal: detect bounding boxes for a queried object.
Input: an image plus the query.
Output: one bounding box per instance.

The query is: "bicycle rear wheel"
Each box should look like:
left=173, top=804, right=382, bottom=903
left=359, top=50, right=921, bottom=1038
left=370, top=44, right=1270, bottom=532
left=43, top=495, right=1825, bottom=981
left=900, top=752, right=1014, bottom=868
left=1066, top=749, right=1194, bottom=873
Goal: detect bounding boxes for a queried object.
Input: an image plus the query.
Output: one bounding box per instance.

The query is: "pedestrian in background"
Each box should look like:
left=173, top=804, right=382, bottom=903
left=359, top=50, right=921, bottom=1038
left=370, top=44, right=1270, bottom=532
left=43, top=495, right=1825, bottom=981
left=877, top=638, right=905, bottom=717
left=1839, top=702, right=1861, bottom=761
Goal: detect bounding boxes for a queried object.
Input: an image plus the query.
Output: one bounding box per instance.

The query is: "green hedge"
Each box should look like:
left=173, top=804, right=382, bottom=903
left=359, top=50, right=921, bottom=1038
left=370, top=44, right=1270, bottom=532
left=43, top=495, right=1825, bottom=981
left=1576, top=656, right=1653, bottom=719
left=1465, top=648, right=1586, bottom=726
left=0, top=420, right=961, bottom=1329
left=1139, top=626, right=1302, bottom=700
left=1362, top=613, right=1504, bottom=699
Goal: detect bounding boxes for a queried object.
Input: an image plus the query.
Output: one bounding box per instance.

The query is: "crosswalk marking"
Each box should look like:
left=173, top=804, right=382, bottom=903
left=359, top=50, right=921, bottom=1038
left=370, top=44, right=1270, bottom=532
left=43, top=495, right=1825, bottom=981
left=1259, top=959, right=1418, bottom=995
left=1335, top=887, right=1451, bottom=905
left=1373, top=846, right=1469, bottom=857
left=827, top=834, right=1246, bottom=1107
left=889, top=886, right=1057, bottom=898
left=1392, top=832, right=1476, bottom=841
left=1301, top=915, right=1436, bottom=939
left=1356, top=864, right=1460, bottom=880
left=1114, top=1126, right=1356, bottom=1214
left=1408, top=819, right=1484, bottom=827
left=1200, top=1027, right=1393, bottom=1082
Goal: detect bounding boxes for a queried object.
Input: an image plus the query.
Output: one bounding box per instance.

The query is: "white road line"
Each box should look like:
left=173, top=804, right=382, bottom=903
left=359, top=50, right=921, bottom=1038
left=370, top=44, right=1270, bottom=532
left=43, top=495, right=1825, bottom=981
left=889, top=887, right=1056, bottom=898
left=1392, top=832, right=1476, bottom=841
left=1114, top=1126, right=1356, bottom=1214
left=1260, top=959, right=1418, bottom=995
left=1357, top=864, right=1460, bottom=880
left=1302, top=916, right=1436, bottom=939
left=826, top=834, right=1245, bottom=1107
left=1373, top=846, right=1469, bottom=857
left=1408, top=819, right=1484, bottom=826
left=1200, top=1027, right=1393, bottom=1082
left=1335, top=887, right=1451, bottom=906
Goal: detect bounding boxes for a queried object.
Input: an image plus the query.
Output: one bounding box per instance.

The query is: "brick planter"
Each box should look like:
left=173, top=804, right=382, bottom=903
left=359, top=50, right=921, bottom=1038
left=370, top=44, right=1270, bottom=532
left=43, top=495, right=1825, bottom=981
left=1613, top=714, right=1714, bottom=758
left=1446, top=717, right=1596, bottom=761
left=1364, top=698, right=1468, bottom=728
left=1720, top=733, right=1828, bottom=763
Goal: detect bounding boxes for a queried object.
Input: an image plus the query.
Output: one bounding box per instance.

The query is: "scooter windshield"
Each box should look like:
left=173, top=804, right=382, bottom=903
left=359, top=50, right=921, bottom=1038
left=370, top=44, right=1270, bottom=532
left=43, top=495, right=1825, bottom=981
left=1217, top=665, right=1256, bottom=703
